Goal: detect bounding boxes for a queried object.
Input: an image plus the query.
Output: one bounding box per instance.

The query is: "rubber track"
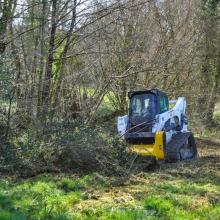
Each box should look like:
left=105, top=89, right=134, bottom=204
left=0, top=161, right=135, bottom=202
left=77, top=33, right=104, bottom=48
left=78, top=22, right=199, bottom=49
left=165, top=132, right=192, bottom=162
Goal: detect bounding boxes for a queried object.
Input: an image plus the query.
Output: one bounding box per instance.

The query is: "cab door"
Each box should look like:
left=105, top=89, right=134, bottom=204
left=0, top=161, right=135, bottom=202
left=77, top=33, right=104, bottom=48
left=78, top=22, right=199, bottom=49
left=159, top=95, right=169, bottom=114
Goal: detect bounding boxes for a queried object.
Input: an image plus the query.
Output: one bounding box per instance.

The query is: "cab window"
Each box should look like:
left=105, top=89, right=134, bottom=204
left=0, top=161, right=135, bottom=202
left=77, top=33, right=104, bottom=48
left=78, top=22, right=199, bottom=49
left=159, top=96, right=169, bottom=113
left=130, top=94, right=156, bottom=119
left=131, top=98, right=142, bottom=116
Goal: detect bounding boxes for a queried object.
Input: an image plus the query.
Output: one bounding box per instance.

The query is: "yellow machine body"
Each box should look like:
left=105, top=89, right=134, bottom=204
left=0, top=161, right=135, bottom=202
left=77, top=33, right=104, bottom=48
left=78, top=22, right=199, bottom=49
left=131, top=132, right=165, bottom=160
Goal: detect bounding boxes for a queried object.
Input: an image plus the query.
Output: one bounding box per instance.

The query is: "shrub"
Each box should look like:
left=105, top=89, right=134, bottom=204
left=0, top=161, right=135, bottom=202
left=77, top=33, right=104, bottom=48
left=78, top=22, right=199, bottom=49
left=7, top=119, right=128, bottom=177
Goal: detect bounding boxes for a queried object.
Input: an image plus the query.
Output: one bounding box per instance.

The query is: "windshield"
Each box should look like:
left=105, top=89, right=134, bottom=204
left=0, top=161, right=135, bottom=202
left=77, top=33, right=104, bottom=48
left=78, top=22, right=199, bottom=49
left=130, top=93, right=156, bottom=121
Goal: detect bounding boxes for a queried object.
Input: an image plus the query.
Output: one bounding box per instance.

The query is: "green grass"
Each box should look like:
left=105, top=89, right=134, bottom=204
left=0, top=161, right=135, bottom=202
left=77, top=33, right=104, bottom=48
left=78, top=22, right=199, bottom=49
left=0, top=173, right=117, bottom=220
left=1, top=161, right=219, bottom=220
left=0, top=175, right=93, bottom=220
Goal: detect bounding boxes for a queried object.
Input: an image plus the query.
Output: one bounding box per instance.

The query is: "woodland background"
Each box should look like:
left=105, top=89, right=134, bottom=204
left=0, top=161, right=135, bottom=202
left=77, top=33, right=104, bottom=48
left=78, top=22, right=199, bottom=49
left=0, top=0, right=220, bottom=174
left=0, top=1, right=220, bottom=219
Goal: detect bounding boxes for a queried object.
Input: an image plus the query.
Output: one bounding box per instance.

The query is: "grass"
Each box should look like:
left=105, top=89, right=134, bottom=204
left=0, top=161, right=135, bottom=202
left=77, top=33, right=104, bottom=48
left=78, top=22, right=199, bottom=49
left=0, top=175, right=96, bottom=220
left=0, top=138, right=219, bottom=220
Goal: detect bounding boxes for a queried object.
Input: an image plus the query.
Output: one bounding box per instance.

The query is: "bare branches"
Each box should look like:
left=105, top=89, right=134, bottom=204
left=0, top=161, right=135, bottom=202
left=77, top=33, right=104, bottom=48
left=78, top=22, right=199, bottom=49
left=0, top=0, right=219, bottom=126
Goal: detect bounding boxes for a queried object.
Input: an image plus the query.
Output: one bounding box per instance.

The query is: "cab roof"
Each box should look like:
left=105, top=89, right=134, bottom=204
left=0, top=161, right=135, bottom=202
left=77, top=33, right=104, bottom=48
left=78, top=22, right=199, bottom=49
left=128, top=89, right=167, bottom=99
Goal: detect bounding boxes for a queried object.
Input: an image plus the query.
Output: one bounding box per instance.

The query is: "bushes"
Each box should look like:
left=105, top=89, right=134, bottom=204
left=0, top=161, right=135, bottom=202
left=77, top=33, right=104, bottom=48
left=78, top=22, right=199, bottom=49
left=5, top=118, right=128, bottom=177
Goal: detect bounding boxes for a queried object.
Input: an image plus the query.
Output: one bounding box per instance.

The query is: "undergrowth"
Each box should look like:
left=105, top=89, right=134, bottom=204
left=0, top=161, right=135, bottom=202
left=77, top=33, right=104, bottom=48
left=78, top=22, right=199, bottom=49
left=0, top=118, right=127, bottom=177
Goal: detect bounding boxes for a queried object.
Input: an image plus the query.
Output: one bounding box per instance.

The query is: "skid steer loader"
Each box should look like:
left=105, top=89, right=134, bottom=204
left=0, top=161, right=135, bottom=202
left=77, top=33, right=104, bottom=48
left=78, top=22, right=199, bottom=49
left=117, top=89, right=197, bottom=163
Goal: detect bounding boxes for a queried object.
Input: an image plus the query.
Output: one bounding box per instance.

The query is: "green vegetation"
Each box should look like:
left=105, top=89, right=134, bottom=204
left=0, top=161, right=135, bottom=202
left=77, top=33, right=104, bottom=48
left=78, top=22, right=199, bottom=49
left=0, top=161, right=220, bottom=220
left=0, top=1, right=220, bottom=219
left=0, top=138, right=219, bottom=220
left=0, top=99, right=219, bottom=220
left=0, top=175, right=88, bottom=220
left=1, top=118, right=126, bottom=178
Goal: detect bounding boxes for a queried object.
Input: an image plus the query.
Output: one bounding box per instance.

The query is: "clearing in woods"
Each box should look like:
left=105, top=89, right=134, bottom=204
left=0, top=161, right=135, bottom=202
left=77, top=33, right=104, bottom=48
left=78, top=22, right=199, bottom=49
left=0, top=138, right=219, bottom=220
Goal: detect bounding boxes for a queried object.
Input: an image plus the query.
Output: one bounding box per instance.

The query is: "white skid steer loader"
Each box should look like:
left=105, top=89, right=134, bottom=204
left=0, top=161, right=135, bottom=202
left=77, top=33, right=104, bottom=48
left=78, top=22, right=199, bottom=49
left=117, top=89, right=197, bottom=163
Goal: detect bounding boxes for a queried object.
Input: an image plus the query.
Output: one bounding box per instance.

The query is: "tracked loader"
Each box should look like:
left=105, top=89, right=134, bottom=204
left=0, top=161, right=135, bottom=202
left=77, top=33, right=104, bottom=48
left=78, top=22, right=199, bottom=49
left=117, top=89, right=197, bottom=163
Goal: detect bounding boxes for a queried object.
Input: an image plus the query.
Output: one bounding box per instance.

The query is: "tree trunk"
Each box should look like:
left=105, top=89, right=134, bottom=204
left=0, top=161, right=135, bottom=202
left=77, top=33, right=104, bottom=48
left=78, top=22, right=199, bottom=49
left=37, top=0, right=48, bottom=118
left=41, top=0, right=57, bottom=120
left=51, top=0, right=77, bottom=119
left=9, top=22, right=23, bottom=108
left=0, top=0, right=13, bottom=53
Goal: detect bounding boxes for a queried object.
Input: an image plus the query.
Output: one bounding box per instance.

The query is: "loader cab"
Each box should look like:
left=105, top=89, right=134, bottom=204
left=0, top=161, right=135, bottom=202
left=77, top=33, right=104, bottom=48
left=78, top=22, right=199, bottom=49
left=128, top=89, right=169, bottom=132
left=129, top=93, right=156, bottom=122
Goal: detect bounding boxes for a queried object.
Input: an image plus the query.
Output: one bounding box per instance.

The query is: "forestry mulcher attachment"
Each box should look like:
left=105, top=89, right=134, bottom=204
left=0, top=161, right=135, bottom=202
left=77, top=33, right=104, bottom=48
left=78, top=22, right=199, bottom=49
left=117, top=89, right=197, bottom=163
